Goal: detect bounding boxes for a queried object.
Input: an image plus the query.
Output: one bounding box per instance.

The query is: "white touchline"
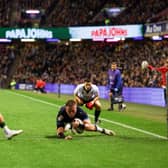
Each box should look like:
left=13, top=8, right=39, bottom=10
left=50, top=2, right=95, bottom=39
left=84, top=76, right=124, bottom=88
left=100, top=118, right=168, bottom=140
left=9, top=91, right=168, bottom=140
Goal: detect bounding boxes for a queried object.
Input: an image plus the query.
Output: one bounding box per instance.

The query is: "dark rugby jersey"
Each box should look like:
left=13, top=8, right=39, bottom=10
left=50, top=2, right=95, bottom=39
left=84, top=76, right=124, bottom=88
left=56, top=106, right=88, bottom=128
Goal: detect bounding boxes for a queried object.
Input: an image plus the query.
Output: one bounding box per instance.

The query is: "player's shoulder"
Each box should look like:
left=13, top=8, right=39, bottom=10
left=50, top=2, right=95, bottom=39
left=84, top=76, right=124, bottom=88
left=116, top=69, right=121, bottom=74
left=76, top=83, right=84, bottom=88
left=77, top=106, right=87, bottom=115
left=58, top=106, right=66, bottom=115
left=76, top=106, right=88, bottom=117
left=91, top=84, right=99, bottom=90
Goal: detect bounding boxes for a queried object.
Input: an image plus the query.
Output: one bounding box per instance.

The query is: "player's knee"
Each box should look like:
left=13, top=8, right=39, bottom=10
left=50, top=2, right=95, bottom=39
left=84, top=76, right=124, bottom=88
left=95, top=102, right=101, bottom=110
left=74, top=98, right=83, bottom=105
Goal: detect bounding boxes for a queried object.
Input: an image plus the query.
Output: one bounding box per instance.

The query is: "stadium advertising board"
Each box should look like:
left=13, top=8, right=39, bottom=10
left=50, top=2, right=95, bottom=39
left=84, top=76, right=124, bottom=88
left=0, top=25, right=143, bottom=40
left=44, top=83, right=165, bottom=107
left=69, top=25, right=143, bottom=39
left=0, top=28, right=70, bottom=39
left=17, top=83, right=34, bottom=90
left=144, top=21, right=168, bottom=37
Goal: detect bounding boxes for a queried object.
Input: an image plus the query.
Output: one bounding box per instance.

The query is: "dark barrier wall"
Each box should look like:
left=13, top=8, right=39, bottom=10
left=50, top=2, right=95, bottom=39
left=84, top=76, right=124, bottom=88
left=17, top=83, right=165, bottom=107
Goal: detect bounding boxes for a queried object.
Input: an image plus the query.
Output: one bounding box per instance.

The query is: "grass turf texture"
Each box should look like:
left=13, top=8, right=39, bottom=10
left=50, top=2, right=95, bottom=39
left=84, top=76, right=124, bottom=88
left=0, top=89, right=168, bottom=168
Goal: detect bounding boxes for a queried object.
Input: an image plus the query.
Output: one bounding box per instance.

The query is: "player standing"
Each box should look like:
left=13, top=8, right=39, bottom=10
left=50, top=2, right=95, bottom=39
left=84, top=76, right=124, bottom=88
left=107, top=62, right=126, bottom=111
left=74, top=80, right=101, bottom=124
left=147, top=59, right=168, bottom=88
left=144, top=58, right=168, bottom=104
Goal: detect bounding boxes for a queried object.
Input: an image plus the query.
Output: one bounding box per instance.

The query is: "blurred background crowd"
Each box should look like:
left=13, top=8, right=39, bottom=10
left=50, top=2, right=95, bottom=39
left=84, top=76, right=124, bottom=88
left=0, top=0, right=168, bottom=88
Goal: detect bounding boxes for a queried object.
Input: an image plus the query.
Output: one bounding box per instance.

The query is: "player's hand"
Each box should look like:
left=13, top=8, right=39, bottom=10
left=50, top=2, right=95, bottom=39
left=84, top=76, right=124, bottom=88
left=85, top=101, right=94, bottom=110
left=141, top=60, right=149, bottom=69
left=65, top=135, right=72, bottom=140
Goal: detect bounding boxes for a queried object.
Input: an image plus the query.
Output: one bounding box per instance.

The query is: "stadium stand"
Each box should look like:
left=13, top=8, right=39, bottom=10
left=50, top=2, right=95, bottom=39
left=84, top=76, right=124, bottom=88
left=0, top=0, right=168, bottom=88
left=10, top=40, right=168, bottom=88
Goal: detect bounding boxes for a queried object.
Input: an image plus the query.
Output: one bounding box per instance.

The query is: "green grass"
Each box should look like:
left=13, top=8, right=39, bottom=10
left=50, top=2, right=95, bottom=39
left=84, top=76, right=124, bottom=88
left=0, top=89, right=168, bottom=168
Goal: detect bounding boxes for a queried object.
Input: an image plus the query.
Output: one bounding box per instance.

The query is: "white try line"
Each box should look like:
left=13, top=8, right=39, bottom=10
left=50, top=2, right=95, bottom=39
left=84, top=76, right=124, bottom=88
left=9, top=91, right=168, bottom=140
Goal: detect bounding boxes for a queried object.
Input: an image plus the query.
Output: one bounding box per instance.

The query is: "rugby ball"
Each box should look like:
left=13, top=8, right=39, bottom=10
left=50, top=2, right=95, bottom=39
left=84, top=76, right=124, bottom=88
left=72, top=118, right=84, bottom=134
left=141, top=61, right=148, bottom=69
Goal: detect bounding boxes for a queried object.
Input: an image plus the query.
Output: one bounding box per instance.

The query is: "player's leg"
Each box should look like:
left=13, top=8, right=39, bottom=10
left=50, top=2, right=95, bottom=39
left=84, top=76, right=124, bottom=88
left=83, top=119, right=115, bottom=136
left=107, top=90, right=114, bottom=111
left=72, top=119, right=116, bottom=136
left=118, top=88, right=126, bottom=112
left=34, top=86, right=39, bottom=92
left=94, top=100, right=101, bottom=124
left=40, top=87, right=46, bottom=93
left=163, top=88, right=167, bottom=106
left=0, top=113, right=23, bottom=140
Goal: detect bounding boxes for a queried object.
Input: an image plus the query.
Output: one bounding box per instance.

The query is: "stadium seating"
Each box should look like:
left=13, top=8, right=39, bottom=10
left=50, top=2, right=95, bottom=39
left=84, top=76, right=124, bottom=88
left=0, top=0, right=168, bottom=88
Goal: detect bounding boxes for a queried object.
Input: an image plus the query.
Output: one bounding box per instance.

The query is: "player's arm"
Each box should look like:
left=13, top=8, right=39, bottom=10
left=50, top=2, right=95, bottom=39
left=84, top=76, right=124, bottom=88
left=91, top=96, right=99, bottom=104
left=86, top=86, right=100, bottom=108
left=93, top=85, right=100, bottom=102
left=148, top=65, right=166, bottom=73
left=85, top=96, right=99, bottom=110
left=74, top=86, right=79, bottom=98
left=56, top=111, right=72, bottom=140
left=147, top=64, right=163, bottom=72
left=74, top=86, right=84, bottom=104
left=57, top=127, right=65, bottom=138
left=147, top=64, right=158, bottom=71
left=74, top=95, right=83, bottom=104
left=57, top=127, right=72, bottom=140
left=73, top=85, right=79, bottom=97
left=155, top=66, right=167, bottom=73
left=115, top=72, right=122, bottom=91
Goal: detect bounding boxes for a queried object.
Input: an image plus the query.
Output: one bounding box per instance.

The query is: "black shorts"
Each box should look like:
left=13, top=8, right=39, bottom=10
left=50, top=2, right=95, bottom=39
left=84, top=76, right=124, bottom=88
left=110, top=87, right=123, bottom=96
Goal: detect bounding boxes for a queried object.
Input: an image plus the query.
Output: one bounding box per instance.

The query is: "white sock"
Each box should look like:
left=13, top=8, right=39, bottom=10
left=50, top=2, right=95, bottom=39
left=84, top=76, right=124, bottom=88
left=3, top=126, right=11, bottom=134
left=96, top=125, right=103, bottom=132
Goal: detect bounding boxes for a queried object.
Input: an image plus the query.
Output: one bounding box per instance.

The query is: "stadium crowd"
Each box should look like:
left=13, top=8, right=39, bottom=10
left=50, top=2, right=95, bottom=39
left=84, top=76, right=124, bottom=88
left=1, top=0, right=168, bottom=27
left=0, top=0, right=168, bottom=88
left=114, top=0, right=168, bottom=24
left=0, top=44, right=16, bottom=88
left=9, top=40, right=168, bottom=88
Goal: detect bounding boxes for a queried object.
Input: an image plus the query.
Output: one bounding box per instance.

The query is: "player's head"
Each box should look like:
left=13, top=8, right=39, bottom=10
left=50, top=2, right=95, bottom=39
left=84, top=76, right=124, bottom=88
left=111, top=62, right=117, bottom=70
left=65, top=100, right=77, bottom=118
left=84, top=79, right=92, bottom=91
